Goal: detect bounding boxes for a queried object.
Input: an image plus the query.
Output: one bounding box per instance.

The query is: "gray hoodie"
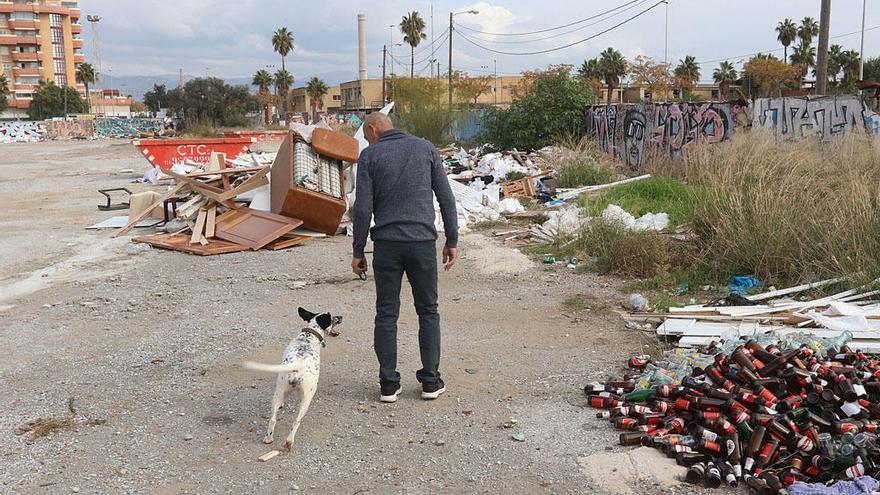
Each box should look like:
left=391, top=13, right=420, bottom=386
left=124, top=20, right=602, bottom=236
left=352, top=129, right=458, bottom=258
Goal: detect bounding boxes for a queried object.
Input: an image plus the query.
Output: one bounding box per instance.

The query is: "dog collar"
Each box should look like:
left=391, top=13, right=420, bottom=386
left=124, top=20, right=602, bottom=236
left=301, top=327, right=326, bottom=347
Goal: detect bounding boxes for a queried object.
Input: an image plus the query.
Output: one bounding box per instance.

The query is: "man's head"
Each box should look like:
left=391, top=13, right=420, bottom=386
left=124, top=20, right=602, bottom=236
left=364, top=113, right=394, bottom=144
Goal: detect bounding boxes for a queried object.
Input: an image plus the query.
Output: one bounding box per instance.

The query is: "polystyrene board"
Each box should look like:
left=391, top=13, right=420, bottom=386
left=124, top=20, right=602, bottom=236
left=657, top=319, right=763, bottom=337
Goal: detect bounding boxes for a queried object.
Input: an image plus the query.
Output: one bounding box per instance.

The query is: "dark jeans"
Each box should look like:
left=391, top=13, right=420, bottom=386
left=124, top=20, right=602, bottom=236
left=372, top=240, right=441, bottom=385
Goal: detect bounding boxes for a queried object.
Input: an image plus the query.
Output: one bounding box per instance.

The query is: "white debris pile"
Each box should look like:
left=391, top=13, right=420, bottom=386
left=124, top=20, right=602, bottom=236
left=473, top=152, right=531, bottom=180
left=601, top=204, right=670, bottom=232
left=443, top=177, right=527, bottom=228
left=543, top=206, right=586, bottom=236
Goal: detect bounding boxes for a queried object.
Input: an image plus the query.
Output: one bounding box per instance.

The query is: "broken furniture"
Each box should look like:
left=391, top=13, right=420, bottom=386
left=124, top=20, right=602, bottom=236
left=97, top=188, right=131, bottom=211
left=270, top=130, right=357, bottom=235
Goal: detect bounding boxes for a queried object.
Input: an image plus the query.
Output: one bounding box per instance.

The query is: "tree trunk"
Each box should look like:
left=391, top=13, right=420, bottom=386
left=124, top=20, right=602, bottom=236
left=411, top=46, right=415, bottom=78
left=281, top=56, right=286, bottom=72
left=784, top=46, right=788, bottom=63
left=606, top=84, right=612, bottom=105
left=84, top=82, right=90, bottom=113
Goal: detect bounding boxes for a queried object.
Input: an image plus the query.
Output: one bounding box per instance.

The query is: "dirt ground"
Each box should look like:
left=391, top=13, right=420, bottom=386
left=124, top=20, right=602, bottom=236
left=0, top=140, right=711, bottom=494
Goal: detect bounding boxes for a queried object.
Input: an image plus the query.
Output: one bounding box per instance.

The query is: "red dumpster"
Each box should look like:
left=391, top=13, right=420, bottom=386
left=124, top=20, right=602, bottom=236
left=133, top=137, right=256, bottom=169
left=222, top=130, right=288, bottom=142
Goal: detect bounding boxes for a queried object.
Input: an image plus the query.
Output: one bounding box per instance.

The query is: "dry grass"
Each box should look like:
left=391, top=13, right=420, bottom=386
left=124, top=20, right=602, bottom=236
left=685, top=132, right=880, bottom=283
left=14, top=397, right=105, bottom=441
left=552, top=135, right=616, bottom=188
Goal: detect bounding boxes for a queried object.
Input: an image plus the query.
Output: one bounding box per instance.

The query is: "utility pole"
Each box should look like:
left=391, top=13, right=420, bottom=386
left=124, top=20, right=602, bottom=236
left=494, top=59, right=498, bottom=105
left=859, top=0, right=867, bottom=82
left=382, top=45, right=387, bottom=104
left=816, top=0, right=831, bottom=95
left=448, top=12, right=453, bottom=108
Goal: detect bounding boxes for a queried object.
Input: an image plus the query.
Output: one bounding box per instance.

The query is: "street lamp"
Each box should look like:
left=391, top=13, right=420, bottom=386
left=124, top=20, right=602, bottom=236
left=448, top=9, right=479, bottom=107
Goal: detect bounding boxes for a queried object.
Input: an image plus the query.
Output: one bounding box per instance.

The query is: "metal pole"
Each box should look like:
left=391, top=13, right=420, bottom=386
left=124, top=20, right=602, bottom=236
left=816, top=0, right=831, bottom=95
left=382, top=45, right=387, bottom=103
left=448, top=12, right=453, bottom=108
left=859, top=0, right=866, bottom=81
left=664, top=1, right=668, bottom=67
left=494, top=59, right=497, bottom=105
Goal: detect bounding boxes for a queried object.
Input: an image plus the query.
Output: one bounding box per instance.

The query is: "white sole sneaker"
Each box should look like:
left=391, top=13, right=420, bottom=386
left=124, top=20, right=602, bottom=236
left=380, top=387, right=402, bottom=403
left=421, top=386, right=446, bottom=400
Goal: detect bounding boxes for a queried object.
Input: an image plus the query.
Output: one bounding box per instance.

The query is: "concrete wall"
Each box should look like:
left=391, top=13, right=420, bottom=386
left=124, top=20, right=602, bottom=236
left=585, top=102, right=745, bottom=171
left=0, top=121, right=43, bottom=143
left=752, top=96, right=871, bottom=141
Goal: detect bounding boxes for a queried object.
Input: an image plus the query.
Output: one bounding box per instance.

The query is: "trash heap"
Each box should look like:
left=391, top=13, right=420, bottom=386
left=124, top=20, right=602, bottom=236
left=585, top=333, right=880, bottom=493
left=109, top=128, right=358, bottom=256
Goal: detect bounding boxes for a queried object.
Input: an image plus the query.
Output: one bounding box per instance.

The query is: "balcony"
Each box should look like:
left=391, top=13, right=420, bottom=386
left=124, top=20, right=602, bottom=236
left=71, top=38, right=83, bottom=49
left=10, top=99, right=31, bottom=109
left=12, top=34, right=40, bottom=45
left=14, top=83, right=37, bottom=90
left=71, top=23, right=81, bottom=34
left=8, top=19, right=38, bottom=30
left=13, top=67, right=43, bottom=77
left=73, top=53, right=84, bottom=63
left=11, top=51, right=40, bottom=61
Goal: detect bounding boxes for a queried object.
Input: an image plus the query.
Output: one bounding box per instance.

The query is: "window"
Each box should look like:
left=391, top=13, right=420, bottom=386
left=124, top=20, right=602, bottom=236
left=49, top=14, right=67, bottom=85
left=10, top=12, right=36, bottom=21
left=332, top=94, right=340, bottom=101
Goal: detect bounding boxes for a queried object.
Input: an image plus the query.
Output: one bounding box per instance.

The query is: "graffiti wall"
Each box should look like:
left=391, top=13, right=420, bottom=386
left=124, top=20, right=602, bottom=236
left=585, top=102, right=740, bottom=170
left=752, top=96, right=869, bottom=140
left=95, top=118, right=163, bottom=138
left=0, top=121, right=43, bottom=144
left=43, top=119, right=95, bottom=140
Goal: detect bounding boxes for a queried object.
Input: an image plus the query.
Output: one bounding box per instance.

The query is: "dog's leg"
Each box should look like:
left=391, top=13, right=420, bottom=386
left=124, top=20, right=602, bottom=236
left=284, top=382, right=317, bottom=450
left=264, top=377, right=291, bottom=444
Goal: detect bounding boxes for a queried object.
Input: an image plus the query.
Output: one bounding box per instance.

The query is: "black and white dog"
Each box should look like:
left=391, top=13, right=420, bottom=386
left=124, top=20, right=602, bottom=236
left=243, top=308, right=342, bottom=450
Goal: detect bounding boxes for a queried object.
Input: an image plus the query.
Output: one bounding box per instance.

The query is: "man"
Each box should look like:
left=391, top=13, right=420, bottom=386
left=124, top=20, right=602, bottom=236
left=351, top=113, right=459, bottom=403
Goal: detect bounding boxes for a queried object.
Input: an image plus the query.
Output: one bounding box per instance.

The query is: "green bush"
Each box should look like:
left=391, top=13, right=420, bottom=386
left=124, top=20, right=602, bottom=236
left=167, top=77, right=261, bottom=129
left=573, top=219, right=669, bottom=278
left=390, top=77, right=453, bottom=145
left=27, top=81, right=88, bottom=119
left=477, top=66, right=596, bottom=150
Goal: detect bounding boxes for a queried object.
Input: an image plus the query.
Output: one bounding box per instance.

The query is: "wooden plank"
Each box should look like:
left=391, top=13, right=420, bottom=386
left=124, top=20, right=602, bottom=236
left=215, top=207, right=303, bottom=250
left=190, top=208, right=208, bottom=244
left=747, top=277, right=846, bottom=301
left=112, top=183, right=186, bottom=238
left=177, top=166, right=267, bottom=178
left=265, top=236, right=310, bottom=251
left=132, top=233, right=249, bottom=256
left=205, top=206, right=217, bottom=238
left=258, top=450, right=281, bottom=462
left=215, top=167, right=271, bottom=201
left=558, top=174, right=652, bottom=200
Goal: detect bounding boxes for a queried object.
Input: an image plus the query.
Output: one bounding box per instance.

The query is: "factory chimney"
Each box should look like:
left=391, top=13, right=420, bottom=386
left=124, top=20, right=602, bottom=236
left=358, top=14, right=367, bottom=82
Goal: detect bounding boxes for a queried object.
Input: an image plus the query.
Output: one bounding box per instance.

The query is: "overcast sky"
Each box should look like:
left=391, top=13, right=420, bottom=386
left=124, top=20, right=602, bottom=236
left=84, top=0, right=879, bottom=85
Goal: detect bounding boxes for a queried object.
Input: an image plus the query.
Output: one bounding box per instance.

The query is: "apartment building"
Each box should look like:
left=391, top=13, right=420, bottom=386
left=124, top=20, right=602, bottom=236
left=0, top=0, right=83, bottom=117
left=291, top=85, right=341, bottom=115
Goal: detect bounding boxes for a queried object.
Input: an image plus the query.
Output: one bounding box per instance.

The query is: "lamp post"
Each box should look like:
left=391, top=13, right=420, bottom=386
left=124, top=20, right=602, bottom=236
left=859, top=0, right=867, bottom=82
left=448, top=9, right=479, bottom=108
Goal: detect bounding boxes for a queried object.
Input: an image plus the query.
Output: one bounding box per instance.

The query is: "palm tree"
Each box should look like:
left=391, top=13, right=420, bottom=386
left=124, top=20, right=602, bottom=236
left=399, top=11, right=427, bottom=77
left=75, top=63, right=98, bottom=112
left=674, top=55, right=701, bottom=90
left=598, top=47, right=627, bottom=105
left=274, top=69, right=294, bottom=117
left=305, top=77, right=329, bottom=123
left=579, top=58, right=602, bottom=80
left=272, top=27, right=295, bottom=72
left=791, top=41, right=817, bottom=69
left=253, top=69, right=274, bottom=125
left=840, top=49, right=861, bottom=82
left=713, top=61, right=737, bottom=100
left=798, top=17, right=819, bottom=46
left=827, top=44, right=844, bottom=84
left=776, top=19, right=798, bottom=62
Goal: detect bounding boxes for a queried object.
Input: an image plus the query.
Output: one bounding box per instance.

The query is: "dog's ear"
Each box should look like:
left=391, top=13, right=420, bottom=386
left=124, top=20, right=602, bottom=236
left=315, top=313, right=332, bottom=330
left=298, top=307, right=317, bottom=323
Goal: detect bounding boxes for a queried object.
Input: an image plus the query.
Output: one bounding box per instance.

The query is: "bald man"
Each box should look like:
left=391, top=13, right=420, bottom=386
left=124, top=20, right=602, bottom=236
left=351, top=113, right=459, bottom=403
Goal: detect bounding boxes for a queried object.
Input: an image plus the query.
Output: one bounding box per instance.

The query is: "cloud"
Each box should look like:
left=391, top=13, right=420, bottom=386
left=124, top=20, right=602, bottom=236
left=456, top=2, right=515, bottom=36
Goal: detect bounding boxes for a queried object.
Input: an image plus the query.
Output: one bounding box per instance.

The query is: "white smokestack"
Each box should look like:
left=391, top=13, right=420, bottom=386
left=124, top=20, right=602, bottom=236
left=358, top=14, right=367, bottom=82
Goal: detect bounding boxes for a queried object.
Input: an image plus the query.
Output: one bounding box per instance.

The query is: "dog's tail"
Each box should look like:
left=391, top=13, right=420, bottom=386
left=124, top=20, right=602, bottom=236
left=242, top=361, right=304, bottom=374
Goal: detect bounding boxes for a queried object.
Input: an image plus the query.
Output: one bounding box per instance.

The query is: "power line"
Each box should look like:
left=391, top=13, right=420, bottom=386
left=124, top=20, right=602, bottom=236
left=459, top=0, right=653, bottom=45
left=695, top=24, right=880, bottom=66
left=454, top=1, right=665, bottom=56
left=455, top=0, right=646, bottom=36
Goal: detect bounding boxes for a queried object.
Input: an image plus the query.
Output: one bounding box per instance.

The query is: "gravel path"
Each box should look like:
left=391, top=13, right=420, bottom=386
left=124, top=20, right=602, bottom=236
left=0, top=140, right=721, bottom=495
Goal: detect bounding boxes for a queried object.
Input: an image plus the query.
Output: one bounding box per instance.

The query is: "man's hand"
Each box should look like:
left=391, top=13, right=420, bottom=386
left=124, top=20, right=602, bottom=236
left=442, top=246, right=459, bottom=272
left=352, top=257, right=368, bottom=276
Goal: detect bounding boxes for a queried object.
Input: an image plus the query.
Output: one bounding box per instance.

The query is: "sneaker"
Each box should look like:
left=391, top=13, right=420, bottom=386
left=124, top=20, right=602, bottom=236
left=380, top=382, right=402, bottom=403
left=421, top=379, right=446, bottom=400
